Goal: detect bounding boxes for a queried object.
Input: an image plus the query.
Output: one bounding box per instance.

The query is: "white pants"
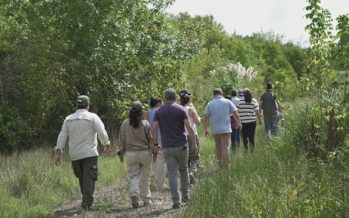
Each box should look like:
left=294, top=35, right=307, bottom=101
left=125, top=150, right=152, bottom=202
left=154, top=152, right=167, bottom=191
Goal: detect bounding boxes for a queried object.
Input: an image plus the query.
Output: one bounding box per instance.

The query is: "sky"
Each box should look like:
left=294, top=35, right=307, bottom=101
left=166, top=0, right=349, bottom=45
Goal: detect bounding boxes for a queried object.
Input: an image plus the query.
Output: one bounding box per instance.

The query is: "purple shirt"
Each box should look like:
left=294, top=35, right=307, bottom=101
left=154, top=102, right=188, bottom=148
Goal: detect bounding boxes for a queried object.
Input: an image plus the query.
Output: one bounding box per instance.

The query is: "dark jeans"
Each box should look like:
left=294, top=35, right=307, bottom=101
left=241, top=121, right=257, bottom=151
left=231, top=128, right=240, bottom=150
left=72, top=156, right=98, bottom=209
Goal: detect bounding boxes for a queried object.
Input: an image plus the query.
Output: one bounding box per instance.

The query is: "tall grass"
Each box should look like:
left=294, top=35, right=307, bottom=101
left=0, top=148, right=126, bottom=217
left=183, top=105, right=349, bottom=217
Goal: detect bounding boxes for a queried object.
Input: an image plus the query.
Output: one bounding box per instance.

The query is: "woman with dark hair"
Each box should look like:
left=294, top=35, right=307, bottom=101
left=118, top=101, right=157, bottom=208
left=180, top=91, right=201, bottom=184
left=148, top=96, right=167, bottom=192
left=237, top=88, right=261, bottom=153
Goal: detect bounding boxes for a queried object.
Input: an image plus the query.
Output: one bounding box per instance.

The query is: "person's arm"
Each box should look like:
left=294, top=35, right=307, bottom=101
left=256, top=110, right=262, bottom=125
left=231, top=101, right=242, bottom=129
left=232, top=111, right=242, bottom=128
left=204, top=115, right=210, bottom=137
left=117, top=121, right=127, bottom=163
left=190, top=107, right=201, bottom=125
left=53, top=119, right=68, bottom=166
left=184, top=119, right=197, bottom=154
left=204, top=104, right=210, bottom=136
left=255, top=100, right=262, bottom=125
left=144, top=110, right=150, bottom=120
left=151, top=121, right=160, bottom=153
left=93, top=115, right=111, bottom=156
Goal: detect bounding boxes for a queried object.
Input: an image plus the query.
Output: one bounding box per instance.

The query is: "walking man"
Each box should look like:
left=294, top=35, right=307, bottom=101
left=204, top=88, right=241, bottom=166
left=53, top=95, right=111, bottom=211
left=260, top=82, right=279, bottom=142
left=152, top=88, right=197, bottom=209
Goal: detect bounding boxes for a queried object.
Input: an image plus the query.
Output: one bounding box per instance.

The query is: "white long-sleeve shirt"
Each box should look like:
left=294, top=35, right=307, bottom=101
left=55, top=109, right=110, bottom=161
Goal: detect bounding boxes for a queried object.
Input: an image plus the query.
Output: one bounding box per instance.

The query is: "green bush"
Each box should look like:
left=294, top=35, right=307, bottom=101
left=282, top=89, right=348, bottom=159
left=0, top=105, right=30, bottom=153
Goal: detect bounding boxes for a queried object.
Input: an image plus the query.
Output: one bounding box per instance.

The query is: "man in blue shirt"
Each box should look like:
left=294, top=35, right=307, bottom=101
left=204, top=88, right=241, bottom=166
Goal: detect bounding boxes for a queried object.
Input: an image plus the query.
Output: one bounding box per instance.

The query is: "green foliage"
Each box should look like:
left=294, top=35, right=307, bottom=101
left=0, top=0, right=198, bottom=151
left=0, top=105, right=31, bottom=153
left=305, top=0, right=333, bottom=90
left=183, top=128, right=349, bottom=217
left=282, top=90, right=348, bottom=159
left=0, top=1, right=308, bottom=151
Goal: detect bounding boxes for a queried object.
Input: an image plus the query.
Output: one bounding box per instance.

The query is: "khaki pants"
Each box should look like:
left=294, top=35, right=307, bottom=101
left=213, top=133, right=231, bottom=165
left=125, top=150, right=152, bottom=202
left=72, top=156, right=98, bottom=209
left=153, top=152, right=166, bottom=191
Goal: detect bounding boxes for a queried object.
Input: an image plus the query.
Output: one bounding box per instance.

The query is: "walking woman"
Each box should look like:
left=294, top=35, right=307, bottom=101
left=118, top=101, right=157, bottom=208
left=179, top=91, right=201, bottom=183
left=237, top=89, right=261, bottom=153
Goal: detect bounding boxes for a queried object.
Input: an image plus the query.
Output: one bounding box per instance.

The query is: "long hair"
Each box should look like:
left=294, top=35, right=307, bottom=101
left=180, top=93, right=190, bottom=106
left=129, top=108, right=143, bottom=128
left=149, top=97, right=162, bottom=108
left=244, top=89, right=252, bottom=103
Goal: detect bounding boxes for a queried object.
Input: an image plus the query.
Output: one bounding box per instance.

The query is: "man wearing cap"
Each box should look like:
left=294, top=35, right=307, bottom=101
left=260, top=82, right=282, bottom=142
left=204, top=88, right=241, bottom=166
left=152, top=88, right=197, bottom=209
left=53, top=95, right=111, bottom=211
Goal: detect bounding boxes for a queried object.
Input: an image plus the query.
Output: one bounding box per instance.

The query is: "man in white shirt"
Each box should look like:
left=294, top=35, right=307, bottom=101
left=53, top=95, right=111, bottom=211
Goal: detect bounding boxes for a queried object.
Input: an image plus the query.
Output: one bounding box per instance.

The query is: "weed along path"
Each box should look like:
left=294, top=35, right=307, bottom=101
left=52, top=179, right=186, bottom=218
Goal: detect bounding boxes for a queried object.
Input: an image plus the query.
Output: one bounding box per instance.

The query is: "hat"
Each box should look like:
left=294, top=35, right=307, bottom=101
left=179, top=89, right=192, bottom=95
left=131, top=101, right=144, bottom=111
left=164, top=88, right=177, bottom=101
left=77, top=95, right=90, bottom=107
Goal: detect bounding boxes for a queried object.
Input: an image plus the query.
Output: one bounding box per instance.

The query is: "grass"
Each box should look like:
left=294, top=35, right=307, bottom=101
left=0, top=147, right=126, bottom=218
left=182, top=126, right=349, bottom=217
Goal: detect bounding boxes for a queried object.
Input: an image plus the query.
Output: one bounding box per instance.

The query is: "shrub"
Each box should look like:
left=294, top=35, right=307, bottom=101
left=0, top=105, right=30, bottom=153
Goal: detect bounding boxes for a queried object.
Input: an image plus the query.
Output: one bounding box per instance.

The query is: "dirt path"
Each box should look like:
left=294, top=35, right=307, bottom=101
left=52, top=179, right=187, bottom=218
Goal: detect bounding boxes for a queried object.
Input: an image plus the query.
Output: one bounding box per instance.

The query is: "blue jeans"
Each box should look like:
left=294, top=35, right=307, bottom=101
left=264, top=114, right=279, bottom=139
left=163, top=147, right=189, bottom=204
left=231, top=128, right=240, bottom=150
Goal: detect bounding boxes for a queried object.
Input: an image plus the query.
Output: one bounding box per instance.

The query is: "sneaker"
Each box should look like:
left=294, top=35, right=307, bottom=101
left=131, top=196, right=139, bottom=208
left=172, top=203, right=180, bottom=209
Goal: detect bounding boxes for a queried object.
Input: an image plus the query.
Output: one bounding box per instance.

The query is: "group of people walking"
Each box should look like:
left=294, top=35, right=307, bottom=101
left=53, top=82, right=283, bottom=211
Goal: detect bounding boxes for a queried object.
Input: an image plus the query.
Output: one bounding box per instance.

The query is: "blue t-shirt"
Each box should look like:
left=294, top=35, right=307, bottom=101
left=154, top=102, right=188, bottom=148
left=149, top=108, right=161, bottom=143
left=204, top=96, right=237, bottom=134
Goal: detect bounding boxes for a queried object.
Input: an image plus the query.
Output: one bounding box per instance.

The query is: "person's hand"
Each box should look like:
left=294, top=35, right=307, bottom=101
left=53, top=149, right=62, bottom=166
left=152, top=144, right=160, bottom=154
left=238, top=122, right=242, bottom=129
left=205, top=130, right=209, bottom=137
left=103, top=144, right=111, bottom=157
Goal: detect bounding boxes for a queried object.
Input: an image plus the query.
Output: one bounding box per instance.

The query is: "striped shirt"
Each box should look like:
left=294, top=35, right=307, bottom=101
left=237, top=98, right=259, bottom=123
